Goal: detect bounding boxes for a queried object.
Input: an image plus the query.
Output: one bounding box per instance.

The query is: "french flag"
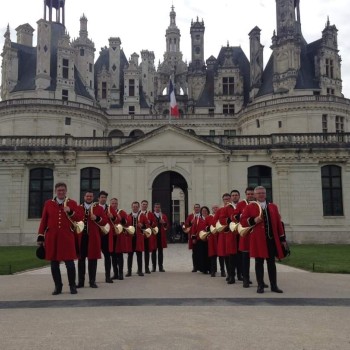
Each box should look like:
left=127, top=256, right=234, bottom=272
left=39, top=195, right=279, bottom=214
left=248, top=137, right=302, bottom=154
left=169, top=79, right=179, bottom=118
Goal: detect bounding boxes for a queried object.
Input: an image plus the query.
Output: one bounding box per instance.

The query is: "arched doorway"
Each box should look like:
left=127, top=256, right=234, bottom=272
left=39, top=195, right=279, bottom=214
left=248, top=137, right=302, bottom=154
left=152, top=171, right=188, bottom=242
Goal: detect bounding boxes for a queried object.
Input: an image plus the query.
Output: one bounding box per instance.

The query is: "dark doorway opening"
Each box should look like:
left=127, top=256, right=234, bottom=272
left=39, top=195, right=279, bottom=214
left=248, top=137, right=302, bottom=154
left=152, top=171, right=188, bottom=243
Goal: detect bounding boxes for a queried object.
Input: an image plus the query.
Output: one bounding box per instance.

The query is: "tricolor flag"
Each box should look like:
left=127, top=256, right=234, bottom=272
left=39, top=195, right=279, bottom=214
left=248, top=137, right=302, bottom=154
left=169, top=79, right=179, bottom=118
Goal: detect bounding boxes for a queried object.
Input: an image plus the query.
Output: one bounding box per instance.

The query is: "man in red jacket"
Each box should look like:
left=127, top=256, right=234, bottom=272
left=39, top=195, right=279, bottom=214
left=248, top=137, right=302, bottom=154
left=76, top=191, right=107, bottom=288
left=183, top=203, right=201, bottom=272
left=152, top=202, right=168, bottom=272
left=126, top=201, right=150, bottom=276
left=232, top=186, right=255, bottom=288
left=240, top=186, right=287, bottom=294
left=37, top=182, right=83, bottom=295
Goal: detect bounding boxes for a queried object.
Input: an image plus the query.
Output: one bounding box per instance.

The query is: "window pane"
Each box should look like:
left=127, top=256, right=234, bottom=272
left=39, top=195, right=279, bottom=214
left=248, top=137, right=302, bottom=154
left=28, top=168, right=53, bottom=218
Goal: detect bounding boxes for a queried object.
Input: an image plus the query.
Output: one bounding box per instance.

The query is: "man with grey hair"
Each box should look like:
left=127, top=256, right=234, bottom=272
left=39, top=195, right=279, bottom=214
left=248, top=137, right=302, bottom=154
left=240, top=186, right=287, bottom=294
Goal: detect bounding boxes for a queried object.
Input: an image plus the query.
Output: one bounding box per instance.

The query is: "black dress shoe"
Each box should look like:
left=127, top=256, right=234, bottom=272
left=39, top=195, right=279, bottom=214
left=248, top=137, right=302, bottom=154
left=257, top=286, right=264, bottom=294
left=125, top=271, right=131, bottom=277
left=145, top=268, right=151, bottom=274
left=237, top=275, right=243, bottom=281
left=52, top=285, right=62, bottom=295
left=76, top=282, right=84, bottom=288
left=271, top=286, right=283, bottom=293
left=243, top=279, right=250, bottom=288
left=105, top=277, right=114, bottom=283
left=159, top=268, right=165, bottom=272
left=211, top=272, right=216, bottom=277
left=89, top=282, right=98, bottom=288
left=192, top=269, right=197, bottom=272
left=112, top=274, right=118, bottom=280
left=70, top=286, right=78, bottom=294
left=137, top=271, right=144, bottom=276
left=263, top=282, right=269, bottom=288
left=221, top=271, right=226, bottom=277
left=227, top=277, right=235, bottom=284
left=118, top=274, right=124, bottom=280
left=152, top=267, right=156, bottom=272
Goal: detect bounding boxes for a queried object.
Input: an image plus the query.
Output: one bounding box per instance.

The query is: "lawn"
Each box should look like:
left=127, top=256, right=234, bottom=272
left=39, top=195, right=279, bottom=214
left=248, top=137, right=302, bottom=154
left=0, top=244, right=349, bottom=275
left=278, top=244, right=350, bottom=273
left=0, top=246, right=49, bottom=275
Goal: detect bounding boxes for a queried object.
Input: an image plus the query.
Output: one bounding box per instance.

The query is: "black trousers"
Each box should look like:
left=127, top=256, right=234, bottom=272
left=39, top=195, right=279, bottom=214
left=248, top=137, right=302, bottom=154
left=127, top=251, right=143, bottom=273
left=255, top=237, right=278, bottom=288
left=101, top=234, right=115, bottom=278
left=152, top=232, right=164, bottom=270
left=51, top=260, right=76, bottom=287
left=144, top=238, right=151, bottom=270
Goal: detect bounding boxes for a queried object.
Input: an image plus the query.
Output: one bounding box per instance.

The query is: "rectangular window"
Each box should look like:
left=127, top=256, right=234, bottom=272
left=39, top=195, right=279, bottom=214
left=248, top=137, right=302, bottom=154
left=327, top=88, right=335, bottom=95
left=322, top=114, right=328, bottom=133
left=224, top=130, right=236, bottom=136
left=208, top=108, right=215, bottom=116
left=65, top=117, right=71, bottom=125
left=62, top=89, right=68, bottom=101
left=28, top=168, right=53, bottom=218
left=256, top=119, right=260, bottom=128
left=129, top=79, right=135, bottom=97
left=62, top=58, right=69, bottom=79
left=89, top=63, right=93, bottom=73
left=322, top=165, right=343, bottom=216
left=102, top=82, right=107, bottom=99
left=278, top=121, right=282, bottom=128
left=335, top=116, right=344, bottom=133
left=223, top=104, right=235, bottom=115
left=325, top=59, right=334, bottom=79
left=80, top=49, right=84, bottom=56
left=222, top=77, right=234, bottom=95
left=129, top=106, right=135, bottom=115
left=209, top=130, right=215, bottom=136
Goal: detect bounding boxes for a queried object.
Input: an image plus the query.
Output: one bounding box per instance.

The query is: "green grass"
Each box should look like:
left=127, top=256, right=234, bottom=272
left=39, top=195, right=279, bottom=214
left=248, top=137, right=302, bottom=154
left=0, top=244, right=349, bottom=275
left=279, top=244, right=350, bottom=273
left=0, top=246, right=49, bottom=275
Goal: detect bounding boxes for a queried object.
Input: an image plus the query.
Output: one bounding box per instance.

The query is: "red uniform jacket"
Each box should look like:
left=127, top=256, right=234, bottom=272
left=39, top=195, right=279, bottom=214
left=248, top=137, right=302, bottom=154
left=38, top=198, right=83, bottom=261
left=213, top=206, right=228, bottom=257
left=153, top=212, right=168, bottom=249
left=126, top=211, right=150, bottom=252
left=102, top=204, right=118, bottom=253
left=240, top=202, right=285, bottom=259
left=183, top=213, right=200, bottom=249
left=77, top=203, right=108, bottom=259
left=219, top=203, right=238, bottom=255
left=205, top=215, right=218, bottom=257
left=144, top=211, right=157, bottom=252
left=114, top=209, right=129, bottom=253
left=233, top=200, right=250, bottom=252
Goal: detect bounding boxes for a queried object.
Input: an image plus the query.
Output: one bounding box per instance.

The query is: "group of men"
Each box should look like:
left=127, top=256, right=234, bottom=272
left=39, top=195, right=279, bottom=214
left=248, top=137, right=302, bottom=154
left=183, top=186, right=288, bottom=294
left=37, top=182, right=168, bottom=295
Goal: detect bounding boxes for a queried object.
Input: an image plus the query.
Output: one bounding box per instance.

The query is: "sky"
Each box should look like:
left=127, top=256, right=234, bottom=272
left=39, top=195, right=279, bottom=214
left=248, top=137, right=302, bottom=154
left=0, top=0, right=349, bottom=97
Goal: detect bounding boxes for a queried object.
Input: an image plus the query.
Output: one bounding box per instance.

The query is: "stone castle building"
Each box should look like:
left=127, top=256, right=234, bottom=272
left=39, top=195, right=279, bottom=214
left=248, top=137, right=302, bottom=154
left=0, top=0, right=349, bottom=245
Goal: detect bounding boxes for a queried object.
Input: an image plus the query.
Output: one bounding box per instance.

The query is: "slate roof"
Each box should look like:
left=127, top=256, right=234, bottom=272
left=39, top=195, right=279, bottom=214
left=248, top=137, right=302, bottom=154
left=10, top=22, right=94, bottom=99
left=256, top=37, right=321, bottom=97
left=196, top=46, right=251, bottom=108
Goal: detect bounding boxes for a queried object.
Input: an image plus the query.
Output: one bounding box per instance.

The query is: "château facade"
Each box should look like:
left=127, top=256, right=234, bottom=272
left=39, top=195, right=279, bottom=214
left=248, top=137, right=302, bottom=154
left=0, top=0, right=349, bottom=245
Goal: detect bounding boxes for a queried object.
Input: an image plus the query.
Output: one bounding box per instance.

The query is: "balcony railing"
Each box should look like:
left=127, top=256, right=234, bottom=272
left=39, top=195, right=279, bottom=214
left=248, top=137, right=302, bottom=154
left=1, top=133, right=349, bottom=151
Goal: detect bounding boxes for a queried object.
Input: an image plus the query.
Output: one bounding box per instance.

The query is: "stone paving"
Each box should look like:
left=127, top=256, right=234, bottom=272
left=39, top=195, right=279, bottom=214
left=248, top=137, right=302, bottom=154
left=0, top=243, right=349, bottom=350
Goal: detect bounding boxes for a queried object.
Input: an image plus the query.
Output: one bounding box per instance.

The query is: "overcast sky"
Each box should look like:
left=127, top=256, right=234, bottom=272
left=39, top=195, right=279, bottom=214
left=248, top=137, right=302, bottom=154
left=0, top=0, right=349, bottom=97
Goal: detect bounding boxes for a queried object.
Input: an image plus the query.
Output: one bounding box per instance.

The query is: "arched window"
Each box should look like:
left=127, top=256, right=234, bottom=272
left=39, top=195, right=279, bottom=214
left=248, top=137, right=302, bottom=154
left=108, top=129, right=124, bottom=137
left=129, top=129, right=144, bottom=137
left=321, top=165, right=343, bottom=216
left=248, top=165, right=273, bottom=202
left=28, top=168, right=54, bottom=218
left=80, top=167, right=100, bottom=203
